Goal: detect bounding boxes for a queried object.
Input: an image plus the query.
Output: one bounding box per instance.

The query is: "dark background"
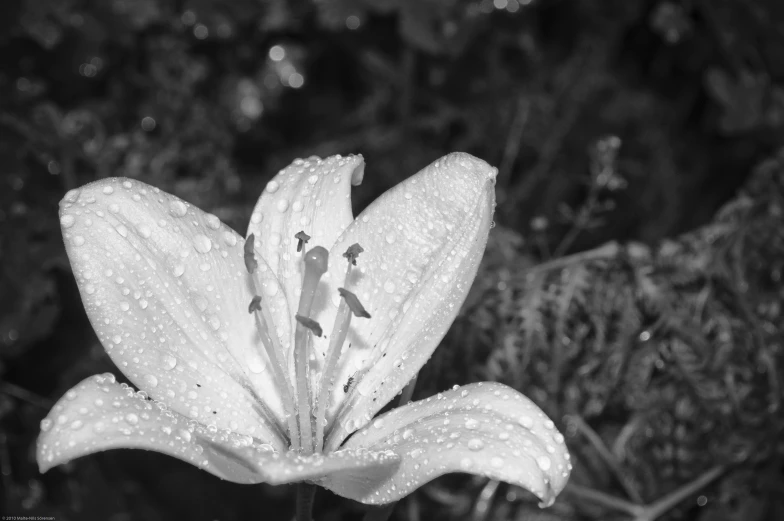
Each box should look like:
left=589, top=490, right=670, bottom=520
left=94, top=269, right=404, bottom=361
left=2, top=0, right=784, bottom=520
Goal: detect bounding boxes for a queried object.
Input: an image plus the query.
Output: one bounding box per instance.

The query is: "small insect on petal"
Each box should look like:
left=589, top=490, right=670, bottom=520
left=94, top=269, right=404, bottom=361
left=294, top=231, right=311, bottom=253
left=342, top=243, right=364, bottom=266
left=295, top=314, right=323, bottom=337
left=343, top=373, right=356, bottom=393
left=248, top=295, right=262, bottom=313
left=244, top=234, right=258, bottom=274
left=338, top=288, right=371, bottom=318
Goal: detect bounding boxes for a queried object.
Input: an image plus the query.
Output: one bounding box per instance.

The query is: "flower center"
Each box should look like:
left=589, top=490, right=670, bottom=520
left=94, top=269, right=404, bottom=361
left=246, top=232, right=369, bottom=453
left=294, top=235, right=370, bottom=454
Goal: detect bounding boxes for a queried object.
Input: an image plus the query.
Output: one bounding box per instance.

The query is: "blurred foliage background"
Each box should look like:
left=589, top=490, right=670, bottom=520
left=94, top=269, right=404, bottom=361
left=1, top=0, right=784, bottom=520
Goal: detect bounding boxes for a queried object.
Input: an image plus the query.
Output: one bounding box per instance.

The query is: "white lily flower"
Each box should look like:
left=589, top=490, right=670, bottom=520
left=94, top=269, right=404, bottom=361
left=38, top=152, right=571, bottom=507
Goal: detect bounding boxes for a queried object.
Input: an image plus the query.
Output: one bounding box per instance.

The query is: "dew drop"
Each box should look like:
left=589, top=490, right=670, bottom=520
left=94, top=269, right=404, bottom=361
left=206, top=214, right=221, bottom=230
left=40, top=418, right=53, bottom=432
left=385, top=233, right=396, bottom=244
left=248, top=355, right=267, bottom=374
left=276, top=199, right=289, bottom=212
left=103, top=186, right=114, bottom=195
left=263, top=283, right=279, bottom=297
left=169, top=200, right=188, bottom=217
left=308, top=175, right=318, bottom=185
left=179, top=429, right=192, bottom=442
left=223, top=232, right=237, bottom=246
left=292, top=200, right=303, bottom=212
left=208, top=316, right=221, bottom=330
left=125, top=413, right=139, bottom=425
left=109, top=203, right=120, bottom=213
left=491, top=456, right=504, bottom=468
left=60, top=214, right=75, bottom=228
left=115, top=225, right=128, bottom=237
left=537, top=455, right=551, bottom=471
left=172, top=262, right=185, bottom=277
left=465, top=418, right=479, bottom=430
left=144, top=374, right=159, bottom=388
left=193, top=234, right=212, bottom=253
left=162, top=355, right=177, bottom=370
left=467, top=438, right=484, bottom=451
left=266, top=180, right=280, bottom=193
left=73, top=235, right=85, bottom=246
left=383, top=280, right=396, bottom=294
left=137, top=224, right=151, bottom=238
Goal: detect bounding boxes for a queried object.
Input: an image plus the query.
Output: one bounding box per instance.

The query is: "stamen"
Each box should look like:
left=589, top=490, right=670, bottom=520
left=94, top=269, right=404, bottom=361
left=295, top=231, right=311, bottom=253
left=244, top=233, right=258, bottom=274
left=314, top=244, right=371, bottom=452
left=244, top=235, right=299, bottom=449
left=343, top=243, right=364, bottom=266
left=294, top=245, right=329, bottom=453
left=295, top=314, right=323, bottom=337
left=248, top=295, right=262, bottom=313
left=338, top=288, right=371, bottom=318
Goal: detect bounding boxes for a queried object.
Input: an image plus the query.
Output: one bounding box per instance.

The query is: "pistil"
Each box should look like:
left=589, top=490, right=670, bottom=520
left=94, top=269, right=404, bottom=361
left=295, top=245, right=329, bottom=453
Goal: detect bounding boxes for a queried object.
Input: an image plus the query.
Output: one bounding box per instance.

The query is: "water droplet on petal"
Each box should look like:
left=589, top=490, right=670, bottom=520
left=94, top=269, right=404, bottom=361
left=137, top=224, right=151, bottom=238
left=277, top=199, right=289, bottom=212
left=385, top=233, right=396, bottom=244
left=193, top=234, right=212, bottom=253
left=162, top=355, right=177, bottom=370
left=144, top=374, right=159, bottom=388
left=383, top=280, right=395, bottom=294
left=266, top=180, right=280, bottom=193
left=537, top=455, right=551, bottom=471
left=169, top=200, right=188, bottom=217
left=125, top=413, right=139, bottom=425
left=60, top=214, right=75, bottom=228
left=206, top=214, right=221, bottom=230
left=467, top=438, right=484, bottom=451
left=103, top=186, right=114, bottom=195
left=40, top=419, right=53, bottom=432
left=73, top=235, right=85, bottom=246
left=223, top=232, right=237, bottom=246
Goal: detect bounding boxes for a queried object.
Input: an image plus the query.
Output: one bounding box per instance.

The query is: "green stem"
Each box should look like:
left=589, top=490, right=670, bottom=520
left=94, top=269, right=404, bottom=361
left=296, top=483, right=316, bottom=521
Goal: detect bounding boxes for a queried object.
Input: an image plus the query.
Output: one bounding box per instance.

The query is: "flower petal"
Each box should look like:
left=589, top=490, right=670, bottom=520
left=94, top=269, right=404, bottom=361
left=38, top=374, right=400, bottom=488
left=315, top=153, right=497, bottom=448
left=37, top=374, right=284, bottom=483
left=322, top=383, right=571, bottom=506
left=246, top=154, right=365, bottom=328
left=59, top=179, right=290, bottom=441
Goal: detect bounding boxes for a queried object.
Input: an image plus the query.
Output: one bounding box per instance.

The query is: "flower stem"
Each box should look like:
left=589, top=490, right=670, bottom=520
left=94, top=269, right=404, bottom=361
left=296, top=482, right=316, bottom=521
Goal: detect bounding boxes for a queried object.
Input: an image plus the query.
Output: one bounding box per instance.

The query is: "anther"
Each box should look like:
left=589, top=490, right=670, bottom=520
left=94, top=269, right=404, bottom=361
left=248, top=295, right=262, bottom=313
left=343, top=243, right=364, bottom=266
left=338, top=288, right=371, bottom=318
left=295, top=231, right=311, bottom=253
left=244, top=234, right=258, bottom=274
left=295, top=314, right=323, bottom=337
